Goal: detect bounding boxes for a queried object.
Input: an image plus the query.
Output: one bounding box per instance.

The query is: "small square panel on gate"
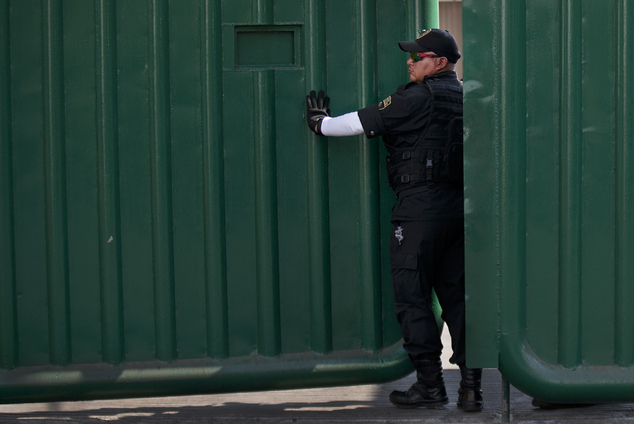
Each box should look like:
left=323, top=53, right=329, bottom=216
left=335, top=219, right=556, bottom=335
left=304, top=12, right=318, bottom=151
left=234, top=26, right=300, bottom=69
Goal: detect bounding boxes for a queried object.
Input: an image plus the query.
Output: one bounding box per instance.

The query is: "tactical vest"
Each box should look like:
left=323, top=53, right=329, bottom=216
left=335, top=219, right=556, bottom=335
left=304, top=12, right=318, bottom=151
left=386, top=76, right=463, bottom=198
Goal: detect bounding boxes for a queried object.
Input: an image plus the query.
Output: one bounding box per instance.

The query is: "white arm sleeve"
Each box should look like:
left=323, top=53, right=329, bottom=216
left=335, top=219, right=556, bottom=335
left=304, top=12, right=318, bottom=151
left=320, top=111, right=365, bottom=137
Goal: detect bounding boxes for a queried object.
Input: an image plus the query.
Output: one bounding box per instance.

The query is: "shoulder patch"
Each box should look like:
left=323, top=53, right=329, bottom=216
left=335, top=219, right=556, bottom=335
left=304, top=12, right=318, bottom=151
left=379, top=95, right=392, bottom=110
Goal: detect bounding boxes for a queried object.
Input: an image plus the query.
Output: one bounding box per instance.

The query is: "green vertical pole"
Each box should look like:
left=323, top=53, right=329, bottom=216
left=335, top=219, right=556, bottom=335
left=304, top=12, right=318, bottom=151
left=305, top=0, right=333, bottom=355
left=421, top=0, right=439, bottom=29
left=254, top=70, right=281, bottom=358
left=149, top=0, right=177, bottom=362
left=357, top=0, right=382, bottom=352
left=43, top=0, right=71, bottom=367
left=97, top=0, right=125, bottom=366
left=409, top=0, right=439, bottom=37
left=202, top=0, right=229, bottom=360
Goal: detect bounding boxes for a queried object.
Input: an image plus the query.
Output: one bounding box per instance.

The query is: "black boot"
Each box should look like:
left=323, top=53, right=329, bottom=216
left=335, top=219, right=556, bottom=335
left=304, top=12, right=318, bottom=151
left=389, top=359, right=448, bottom=409
left=457, top=365, right=483, bottom=412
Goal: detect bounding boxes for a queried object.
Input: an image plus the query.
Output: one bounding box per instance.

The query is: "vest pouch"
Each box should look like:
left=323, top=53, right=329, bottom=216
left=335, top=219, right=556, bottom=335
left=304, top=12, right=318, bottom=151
left=387, top=153, right=418, bottom=192
left=444, top=117, right=464, bottom=184
left=421, top=147, right=444, bottom=183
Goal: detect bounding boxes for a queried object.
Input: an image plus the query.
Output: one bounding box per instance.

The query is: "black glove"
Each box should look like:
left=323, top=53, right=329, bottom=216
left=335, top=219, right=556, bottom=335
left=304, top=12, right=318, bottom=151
left=306, top=90, right=330, bottom=135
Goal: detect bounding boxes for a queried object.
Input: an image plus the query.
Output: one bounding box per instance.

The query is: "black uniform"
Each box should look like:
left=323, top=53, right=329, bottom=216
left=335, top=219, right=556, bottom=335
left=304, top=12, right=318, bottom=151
left=357, top=70, right=465, bottom=365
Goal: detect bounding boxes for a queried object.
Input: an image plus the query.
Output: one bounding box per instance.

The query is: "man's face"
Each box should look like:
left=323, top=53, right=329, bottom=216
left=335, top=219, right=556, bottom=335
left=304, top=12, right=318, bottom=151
left=407, top=52, right=441, bottom=83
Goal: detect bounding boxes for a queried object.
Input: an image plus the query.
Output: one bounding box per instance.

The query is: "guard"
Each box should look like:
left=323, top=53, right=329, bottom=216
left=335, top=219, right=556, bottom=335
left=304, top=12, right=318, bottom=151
left=306, top=28, right=482, bottom=412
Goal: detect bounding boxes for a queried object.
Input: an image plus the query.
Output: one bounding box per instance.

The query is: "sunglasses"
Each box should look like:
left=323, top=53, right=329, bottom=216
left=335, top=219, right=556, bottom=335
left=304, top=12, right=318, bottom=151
left=409, top=52, right=439, bottom=62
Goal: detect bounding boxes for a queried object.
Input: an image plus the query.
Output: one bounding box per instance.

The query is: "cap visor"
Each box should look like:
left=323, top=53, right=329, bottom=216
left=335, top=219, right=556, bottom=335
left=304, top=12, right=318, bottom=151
left=398, top=40, right=424, bottom=52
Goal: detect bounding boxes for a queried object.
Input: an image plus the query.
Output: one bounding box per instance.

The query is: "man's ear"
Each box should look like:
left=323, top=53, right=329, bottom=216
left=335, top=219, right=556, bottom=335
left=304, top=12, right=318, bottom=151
left=437, top=57, right=448, bottom=70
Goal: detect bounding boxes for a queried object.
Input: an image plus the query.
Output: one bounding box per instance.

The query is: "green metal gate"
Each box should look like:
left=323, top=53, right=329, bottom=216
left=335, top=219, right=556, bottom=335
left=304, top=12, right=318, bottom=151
left=0, top=0, right=447, bottom=403
left=464, top=0, right=634, bottom=404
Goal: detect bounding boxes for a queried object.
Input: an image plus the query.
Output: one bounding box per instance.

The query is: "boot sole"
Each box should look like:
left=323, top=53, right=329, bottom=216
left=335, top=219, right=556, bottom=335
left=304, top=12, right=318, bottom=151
left=457, top=402, right=483, bottom=412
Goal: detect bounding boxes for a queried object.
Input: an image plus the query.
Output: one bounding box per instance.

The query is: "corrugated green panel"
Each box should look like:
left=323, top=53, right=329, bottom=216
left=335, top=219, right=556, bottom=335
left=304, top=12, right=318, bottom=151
left=464, top=0, right=634, bottom=403
left=117, top=0, right=159, bottom=363
left=11, top=0, right=51, bottom=368
left=462, top=0, right=500, bottom=370
left=0, top=0, right=443, bottom=403
left=169, top=0, right=207, bottom=361
left=523, top=0, right=562, bottom=366
left=64, top=0, right=103, bottom=365
left=0, top=0, right=17, bottom=371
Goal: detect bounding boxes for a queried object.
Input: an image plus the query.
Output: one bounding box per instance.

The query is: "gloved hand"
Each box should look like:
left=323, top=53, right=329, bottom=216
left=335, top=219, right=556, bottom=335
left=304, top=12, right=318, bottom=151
left=306, top=90, right=330, bottom=135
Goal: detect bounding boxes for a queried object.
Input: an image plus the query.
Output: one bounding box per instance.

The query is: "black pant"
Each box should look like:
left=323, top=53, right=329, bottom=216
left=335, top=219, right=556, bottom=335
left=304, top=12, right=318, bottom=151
left=390, top=219, right=465, bottom=364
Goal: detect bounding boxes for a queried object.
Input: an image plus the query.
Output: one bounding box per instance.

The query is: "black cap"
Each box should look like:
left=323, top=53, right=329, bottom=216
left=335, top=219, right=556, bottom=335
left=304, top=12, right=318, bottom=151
left=398, top=29, right=461, bottom=63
